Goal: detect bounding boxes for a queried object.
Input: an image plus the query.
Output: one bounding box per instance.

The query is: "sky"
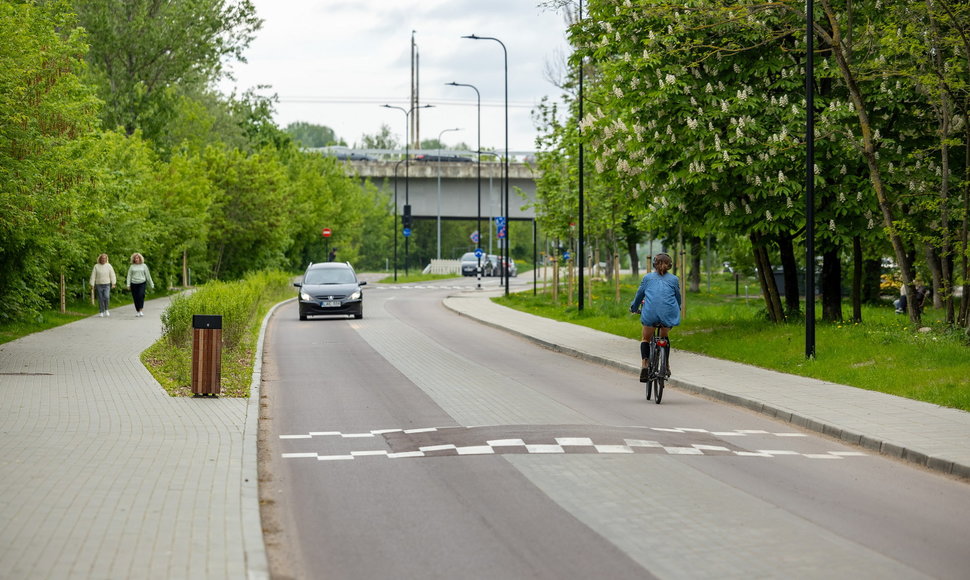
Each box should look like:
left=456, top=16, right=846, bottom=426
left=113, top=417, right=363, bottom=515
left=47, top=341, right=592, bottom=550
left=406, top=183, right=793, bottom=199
left=219, top=0, right=573, bottom=153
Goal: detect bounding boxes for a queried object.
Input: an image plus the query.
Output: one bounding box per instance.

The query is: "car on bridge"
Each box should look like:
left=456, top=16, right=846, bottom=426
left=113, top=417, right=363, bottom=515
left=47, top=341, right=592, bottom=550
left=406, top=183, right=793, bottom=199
left=294, top=262, right=366, bottom=320
left=414, top=154, right=472, bottom=162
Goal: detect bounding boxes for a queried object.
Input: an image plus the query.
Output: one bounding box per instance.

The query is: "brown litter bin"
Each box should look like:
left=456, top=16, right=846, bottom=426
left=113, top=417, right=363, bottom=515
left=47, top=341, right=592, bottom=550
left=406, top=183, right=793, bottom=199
left=191, top=314, right=222, bottom=397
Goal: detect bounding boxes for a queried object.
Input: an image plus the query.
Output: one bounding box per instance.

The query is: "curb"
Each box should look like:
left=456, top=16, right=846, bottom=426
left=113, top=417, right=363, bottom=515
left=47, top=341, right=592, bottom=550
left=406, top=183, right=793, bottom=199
left=242, top=298, right=294, bottom=580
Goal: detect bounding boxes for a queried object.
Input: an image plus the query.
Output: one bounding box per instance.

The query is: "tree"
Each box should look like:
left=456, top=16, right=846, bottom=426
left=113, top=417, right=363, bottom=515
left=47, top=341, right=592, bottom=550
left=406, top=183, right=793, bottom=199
left=285, top=121, right=340, bottom=148
left=73, top=0, right=261, bottom=141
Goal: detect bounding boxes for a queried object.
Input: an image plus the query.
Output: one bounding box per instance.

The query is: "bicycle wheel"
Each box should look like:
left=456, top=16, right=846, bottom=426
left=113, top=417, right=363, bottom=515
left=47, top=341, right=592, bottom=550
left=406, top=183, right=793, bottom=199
left=653, top=348, right=666, bottom=404
left=645, top=341, right=657, bottom=400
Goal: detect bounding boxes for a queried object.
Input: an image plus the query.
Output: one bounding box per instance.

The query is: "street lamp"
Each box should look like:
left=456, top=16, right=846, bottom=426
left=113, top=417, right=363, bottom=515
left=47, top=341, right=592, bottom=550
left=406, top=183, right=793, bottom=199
left=391, top=158, right=406, bottom=281
left=382, top=103, right=433, bottom=276
left=446, top=81, right=483, bottom=290
left=436, top=127, right=461, bottom=260
left=462, top=34, right=509, bottom=297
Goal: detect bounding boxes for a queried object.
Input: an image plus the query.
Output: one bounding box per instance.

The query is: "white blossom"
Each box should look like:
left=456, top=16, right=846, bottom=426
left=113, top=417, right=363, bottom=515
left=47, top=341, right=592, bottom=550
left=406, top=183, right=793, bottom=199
left=829, top=220, right=836, bottom=232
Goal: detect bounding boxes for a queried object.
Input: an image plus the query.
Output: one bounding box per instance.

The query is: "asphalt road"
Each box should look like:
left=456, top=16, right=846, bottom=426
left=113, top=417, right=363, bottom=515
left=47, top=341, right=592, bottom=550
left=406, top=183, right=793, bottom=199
left=259, top=276, right=970, bottom=580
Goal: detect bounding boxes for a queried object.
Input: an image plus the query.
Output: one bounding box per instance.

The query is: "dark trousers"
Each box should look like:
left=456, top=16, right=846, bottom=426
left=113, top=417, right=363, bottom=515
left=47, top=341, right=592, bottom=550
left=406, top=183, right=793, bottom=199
left=131, top=282, right=147, bottom=310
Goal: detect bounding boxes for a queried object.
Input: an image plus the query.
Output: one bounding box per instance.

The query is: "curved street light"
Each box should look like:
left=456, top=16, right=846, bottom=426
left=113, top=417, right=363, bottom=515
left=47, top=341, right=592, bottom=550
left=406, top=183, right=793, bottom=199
left=382, top=103, right=433, bottom=276
left=445, top=81, right=483, bottom=289
left=436, top=127, right=462, bottom=260
left=462, top=34, right=509, bottom=296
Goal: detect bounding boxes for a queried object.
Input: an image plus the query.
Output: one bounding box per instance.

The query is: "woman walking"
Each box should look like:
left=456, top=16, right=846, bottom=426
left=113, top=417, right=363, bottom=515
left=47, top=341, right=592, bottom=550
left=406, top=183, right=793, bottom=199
left=126, top=253, right=155, bottom=317
left=90, top=254, right=117, bottom=317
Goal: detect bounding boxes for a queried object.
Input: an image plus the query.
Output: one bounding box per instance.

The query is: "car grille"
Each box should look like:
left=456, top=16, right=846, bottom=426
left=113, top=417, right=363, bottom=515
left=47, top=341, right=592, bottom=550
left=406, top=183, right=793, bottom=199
left=311, top=293, right=348, bottom=300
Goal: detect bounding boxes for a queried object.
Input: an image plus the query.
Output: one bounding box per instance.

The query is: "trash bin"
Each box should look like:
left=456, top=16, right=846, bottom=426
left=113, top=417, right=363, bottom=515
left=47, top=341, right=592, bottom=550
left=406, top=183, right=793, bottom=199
left=191, top=314, right=222, bottom=397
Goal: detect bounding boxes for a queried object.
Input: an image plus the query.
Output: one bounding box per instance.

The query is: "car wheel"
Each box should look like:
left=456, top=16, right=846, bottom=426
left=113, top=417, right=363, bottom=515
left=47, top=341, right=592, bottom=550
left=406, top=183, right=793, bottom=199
left=299, top=310, right=307, bottom=321
left=354, top=312, right=363, bottom=319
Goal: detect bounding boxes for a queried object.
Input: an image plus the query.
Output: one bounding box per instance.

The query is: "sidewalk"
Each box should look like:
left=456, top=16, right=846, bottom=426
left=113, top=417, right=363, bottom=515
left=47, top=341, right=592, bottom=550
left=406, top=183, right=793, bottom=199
left=444, top=292, right=970, bottom=481
left=0, top=296, right=268, bottom=580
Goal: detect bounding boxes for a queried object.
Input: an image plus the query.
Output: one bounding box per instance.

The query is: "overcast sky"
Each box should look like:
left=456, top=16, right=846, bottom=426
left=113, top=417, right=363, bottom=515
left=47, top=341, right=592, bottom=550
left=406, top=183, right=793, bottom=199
left=220, top=0, right=572, bottom=152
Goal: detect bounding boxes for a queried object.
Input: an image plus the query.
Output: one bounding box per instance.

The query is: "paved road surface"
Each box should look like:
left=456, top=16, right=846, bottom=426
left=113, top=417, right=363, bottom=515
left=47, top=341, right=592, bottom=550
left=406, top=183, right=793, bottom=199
left=259, top=277, right=970, bottom=580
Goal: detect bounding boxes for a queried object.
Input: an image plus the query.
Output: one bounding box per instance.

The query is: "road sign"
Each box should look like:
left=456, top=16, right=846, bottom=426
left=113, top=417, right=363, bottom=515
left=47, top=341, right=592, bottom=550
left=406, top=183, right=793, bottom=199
left=497, top=226, right=507, bottom=239
left=403, top=227, right=411, bottom=237
left=470, top=231, right=480, bottom=243
left=562, top=251, right=571, bottom=261
left=321, top=227, right=332, bottom=238
left=494, top=216, right=506, bottom=226
left=474, top=248, right=484, bottom=258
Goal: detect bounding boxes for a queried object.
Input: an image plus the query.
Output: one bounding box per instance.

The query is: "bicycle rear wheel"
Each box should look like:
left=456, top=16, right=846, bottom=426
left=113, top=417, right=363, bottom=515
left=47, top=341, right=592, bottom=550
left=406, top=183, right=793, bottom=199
left=653, top=348, right=666, bottom=404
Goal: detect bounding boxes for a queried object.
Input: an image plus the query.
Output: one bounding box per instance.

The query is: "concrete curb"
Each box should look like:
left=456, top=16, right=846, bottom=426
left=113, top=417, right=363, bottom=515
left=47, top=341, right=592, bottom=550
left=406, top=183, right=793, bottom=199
left=242, top=299, right=293, bottom=580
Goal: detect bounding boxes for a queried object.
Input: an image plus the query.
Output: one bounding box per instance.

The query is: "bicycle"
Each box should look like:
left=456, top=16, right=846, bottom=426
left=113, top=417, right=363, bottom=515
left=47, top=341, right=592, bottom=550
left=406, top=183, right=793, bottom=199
left=644, top=327, right=670, bottom=404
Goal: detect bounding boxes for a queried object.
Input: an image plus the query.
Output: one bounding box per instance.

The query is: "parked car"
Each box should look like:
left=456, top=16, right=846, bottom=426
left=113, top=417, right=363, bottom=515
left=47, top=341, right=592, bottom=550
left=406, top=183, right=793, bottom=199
left=294, top=262, right=366, bottom=320
left=460, top=252, right=481, bottom=277
left=489, top=255, right=517, bottom=277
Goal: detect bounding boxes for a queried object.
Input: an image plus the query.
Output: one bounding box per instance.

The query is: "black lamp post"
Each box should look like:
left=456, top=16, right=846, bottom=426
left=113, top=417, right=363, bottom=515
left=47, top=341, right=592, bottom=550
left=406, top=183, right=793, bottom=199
left=445, top=81, right=483, bottom=290
left=805, top=0, right=816, bottom=358
left=392, top=158, right=405, bottom=281
left=462, top=34, right=509, bottom=297
left=382, top=103, right=433, bottom=277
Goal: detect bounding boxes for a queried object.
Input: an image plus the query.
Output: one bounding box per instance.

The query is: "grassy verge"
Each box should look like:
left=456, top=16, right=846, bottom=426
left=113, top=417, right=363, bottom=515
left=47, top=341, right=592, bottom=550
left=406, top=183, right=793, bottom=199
left=497, top=275, right=970, bottom=412
left=0, top=289, right=156, bottom=345
left=141, top=271, right=294, bottom=397
left=378, top=272, right=460, bottom=283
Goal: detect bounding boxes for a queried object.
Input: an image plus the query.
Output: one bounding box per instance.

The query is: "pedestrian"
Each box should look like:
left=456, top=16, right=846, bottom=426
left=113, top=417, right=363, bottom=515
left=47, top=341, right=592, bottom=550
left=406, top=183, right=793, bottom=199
left=90, top=253, right=117, bottom=317
left=126, top=253, right=155, bottom=317
left=630, top=252, right=682, bottom=381
left=893, top=286, right=907, bottom=314
left=328, top=247, right=337, bottom=262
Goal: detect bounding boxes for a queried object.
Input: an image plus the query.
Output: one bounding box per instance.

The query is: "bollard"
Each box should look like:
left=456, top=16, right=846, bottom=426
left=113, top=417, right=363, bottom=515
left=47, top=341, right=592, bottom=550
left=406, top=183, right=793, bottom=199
left=191, top=314, right=222, bottom=397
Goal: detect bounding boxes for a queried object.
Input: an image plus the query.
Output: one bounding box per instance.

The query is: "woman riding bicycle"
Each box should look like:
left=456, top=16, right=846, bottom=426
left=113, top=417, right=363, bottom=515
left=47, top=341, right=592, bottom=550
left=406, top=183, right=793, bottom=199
left=630, top=253, right=682, bottom=382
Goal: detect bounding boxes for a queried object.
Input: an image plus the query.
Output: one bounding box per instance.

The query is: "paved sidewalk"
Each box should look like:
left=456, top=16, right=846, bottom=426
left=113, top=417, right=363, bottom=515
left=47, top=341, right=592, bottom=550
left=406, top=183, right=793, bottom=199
left=444, top=292, right=970, bottom=481
left=0, top=297, right=268, bottom=580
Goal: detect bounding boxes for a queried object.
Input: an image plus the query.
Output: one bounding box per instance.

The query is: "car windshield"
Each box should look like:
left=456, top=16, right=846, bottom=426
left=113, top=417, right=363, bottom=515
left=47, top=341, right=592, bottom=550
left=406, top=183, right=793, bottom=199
left=461, top=253, right=477, bottom=261
left=304, top=269, right=356, bottom=285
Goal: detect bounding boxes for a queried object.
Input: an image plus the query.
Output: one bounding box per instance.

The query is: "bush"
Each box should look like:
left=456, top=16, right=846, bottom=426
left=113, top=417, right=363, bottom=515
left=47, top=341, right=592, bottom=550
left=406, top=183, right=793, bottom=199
left=146, top=270, right=293, bottom=396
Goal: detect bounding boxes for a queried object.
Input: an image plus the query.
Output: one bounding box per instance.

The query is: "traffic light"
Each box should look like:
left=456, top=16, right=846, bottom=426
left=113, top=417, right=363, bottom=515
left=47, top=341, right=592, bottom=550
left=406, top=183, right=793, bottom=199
left=402, top=204, right=413, bottom=228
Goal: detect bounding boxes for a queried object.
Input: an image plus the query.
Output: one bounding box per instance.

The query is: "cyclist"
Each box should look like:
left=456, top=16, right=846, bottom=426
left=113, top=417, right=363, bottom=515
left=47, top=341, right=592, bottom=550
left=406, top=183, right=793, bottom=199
left=630, top=253, right=682, bottom=382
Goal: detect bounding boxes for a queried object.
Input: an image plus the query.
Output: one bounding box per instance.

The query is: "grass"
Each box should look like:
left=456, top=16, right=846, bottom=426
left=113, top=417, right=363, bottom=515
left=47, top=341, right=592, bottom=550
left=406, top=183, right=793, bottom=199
left=1, top=290, right=144, bottom=345
left=142, top=271, right=294, bottom=397
left=497, top=274, right=970, bottom=412
left=379, top=272, right=462, bottom=283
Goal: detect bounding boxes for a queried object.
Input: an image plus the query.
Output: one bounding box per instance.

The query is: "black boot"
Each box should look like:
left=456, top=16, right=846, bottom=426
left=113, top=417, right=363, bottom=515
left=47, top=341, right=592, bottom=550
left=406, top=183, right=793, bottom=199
left=663, top=339, right=672, bottom=377
left=639, top=341, right=651, bottom=382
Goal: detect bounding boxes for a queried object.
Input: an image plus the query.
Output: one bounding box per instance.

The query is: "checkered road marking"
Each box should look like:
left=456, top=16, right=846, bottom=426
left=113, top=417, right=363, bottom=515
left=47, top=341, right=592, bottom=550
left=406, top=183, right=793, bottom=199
left=279, top=425, right=868, bottom=462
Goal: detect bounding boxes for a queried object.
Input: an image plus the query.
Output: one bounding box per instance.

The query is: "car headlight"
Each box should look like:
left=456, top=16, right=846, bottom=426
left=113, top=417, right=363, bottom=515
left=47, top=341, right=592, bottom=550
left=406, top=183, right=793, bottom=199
left=300, top=292, right=312, bottom=301
left=349, top=290, right=362, bottom=300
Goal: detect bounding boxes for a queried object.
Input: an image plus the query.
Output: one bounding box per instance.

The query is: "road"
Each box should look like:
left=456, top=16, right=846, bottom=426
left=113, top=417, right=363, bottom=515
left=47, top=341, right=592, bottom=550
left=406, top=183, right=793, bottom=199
left=258, top=275, right=970, bottom=580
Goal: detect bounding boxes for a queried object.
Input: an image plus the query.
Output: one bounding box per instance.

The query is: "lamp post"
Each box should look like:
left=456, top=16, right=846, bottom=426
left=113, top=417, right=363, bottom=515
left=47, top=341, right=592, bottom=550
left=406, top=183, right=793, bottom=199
left=462, top=34, right=509, bottom=296
left=391, top=158, right=406, bottom=281
left=382, top=103, right=433, bottom=277
left=805, top=0, right=816, bottom=359
left=446, top=81, right=483, bottom=290
left=436, top=127, right=461, bottom=260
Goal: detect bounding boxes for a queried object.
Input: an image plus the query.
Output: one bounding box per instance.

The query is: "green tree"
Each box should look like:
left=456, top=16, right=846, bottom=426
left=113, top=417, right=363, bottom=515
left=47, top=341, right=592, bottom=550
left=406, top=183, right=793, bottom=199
left=73, top=0, right=261, bottom=140
left=285, top=121, right=341, bottom=148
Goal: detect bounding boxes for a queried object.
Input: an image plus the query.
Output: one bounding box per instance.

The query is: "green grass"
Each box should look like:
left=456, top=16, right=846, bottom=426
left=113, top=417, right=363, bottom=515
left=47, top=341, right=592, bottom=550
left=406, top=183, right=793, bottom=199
left=497, top=275, right=970, bottom=412
left=378, top=272, right=462, bottom=283
left=0, top=290, right=145, bottom=345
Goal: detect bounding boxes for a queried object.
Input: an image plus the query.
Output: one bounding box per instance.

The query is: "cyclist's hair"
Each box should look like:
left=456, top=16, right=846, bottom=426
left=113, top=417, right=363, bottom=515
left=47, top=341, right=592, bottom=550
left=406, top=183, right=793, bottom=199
left=653, top=253, right=672, bottom=274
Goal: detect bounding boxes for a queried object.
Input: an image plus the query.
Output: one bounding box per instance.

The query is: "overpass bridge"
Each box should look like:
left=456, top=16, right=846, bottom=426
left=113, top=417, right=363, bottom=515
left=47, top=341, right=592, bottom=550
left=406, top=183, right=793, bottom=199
left=318, top=148, right=539, bottom=222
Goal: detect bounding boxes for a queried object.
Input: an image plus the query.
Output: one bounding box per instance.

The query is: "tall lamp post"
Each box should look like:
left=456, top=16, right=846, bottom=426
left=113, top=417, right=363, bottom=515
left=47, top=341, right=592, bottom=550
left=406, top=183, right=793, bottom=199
left=382, top=103, right=433, bottom=276
left=436, top=127, right=462, bottom=260
left=446, top=81, right=483, bottom=290
left=462, top=34, right=509, bottom=296
left=391, top=159, right=405, bottom=281
left=805, top=0, right=816, bottom=359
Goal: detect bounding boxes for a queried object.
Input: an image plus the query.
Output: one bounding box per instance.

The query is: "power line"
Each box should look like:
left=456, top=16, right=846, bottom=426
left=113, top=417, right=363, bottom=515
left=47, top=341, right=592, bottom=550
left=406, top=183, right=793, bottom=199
left=276, top=96, right=540, bottom=109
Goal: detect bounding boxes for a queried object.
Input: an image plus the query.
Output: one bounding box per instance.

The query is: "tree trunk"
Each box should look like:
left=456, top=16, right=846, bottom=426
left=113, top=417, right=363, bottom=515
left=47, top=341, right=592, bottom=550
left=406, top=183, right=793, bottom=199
left=777, top=232, right=800, bottom=315
left=817, top=0, right=919, bottom=322
left=852, top=237, right=863, bottom=323
left=689, top=235, right=702, bottom=293
left=861, top=256, right=882, bottom=304
left=821, top=247, right=843, bottom=322
left=751, top=233, right=784, bottom=323
left=923, top=243, right=943, bottom=310
left=60, top=272, right=66, bottom=314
